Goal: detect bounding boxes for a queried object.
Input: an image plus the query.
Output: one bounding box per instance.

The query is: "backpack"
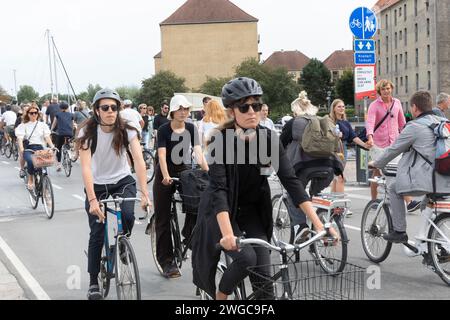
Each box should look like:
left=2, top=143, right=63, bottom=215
left=414, top=117, right=450, bottom=176
left=300, top=115, right=339, bottom=157
left=179, top=169, right=209, bottom=215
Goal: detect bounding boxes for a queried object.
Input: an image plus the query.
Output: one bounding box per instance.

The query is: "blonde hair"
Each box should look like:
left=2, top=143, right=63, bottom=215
left=203, top=100, right=226, bottom=124
left=329, top=99, right=346, bottom=123
left=376, top=79, right=394, bottom=95
left=291, top=91, right=318, bottom=117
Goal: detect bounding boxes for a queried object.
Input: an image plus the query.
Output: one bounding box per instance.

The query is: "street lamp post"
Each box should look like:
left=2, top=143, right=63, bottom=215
left=327, top=90, right=332, bottom=112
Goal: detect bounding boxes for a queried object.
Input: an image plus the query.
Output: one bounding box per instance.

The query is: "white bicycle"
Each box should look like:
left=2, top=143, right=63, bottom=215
left=361, top=164, right=450, bottom=286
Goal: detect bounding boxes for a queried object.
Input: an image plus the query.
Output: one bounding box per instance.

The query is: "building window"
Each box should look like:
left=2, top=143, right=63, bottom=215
left=426, top=0, right=429, bottom=11
left=395, top=32, right=398, bottom=49
left=405, top=52, right=408, bottom=69
left=399, top=7, right=402, bottom=17
left=394, top=10, right=397, bottom=26
left=416, top=48, right=419, bottom=67
left=405, top=101, right=409, bottom=111
left=428, top=71, right=431, bottom=90
left=405, top=76, right=409, bottom=93
left=395, top=78, right=398, bottom=94
left=404, top=28, right=407, bottom=46
left=400, top=77, right=403, bottom=86
left=377, top=40, right=380, bottom=55
left=400, top=53, right=403, bottom=64
left=427, top=45, right=431, bottom=64
left=395, top=55, right=398, bottom=72
left=386, top=57, right=389, bottom=73
left=378, top=60, right=381, bottom=76
left=416, top=73, right=419, bottom=91
left=415, top=23, right=418, bottom=42
left=414, top=0, right=418, bottom=16
left=386, top=36, right=389, bottom=52
left=404, top=4, right=407, bottom=21
left=427, top=19, right=430, bottom=37
left=386, top=14, right=388, bottom=29
left=399, top=30, right=403, bottom=40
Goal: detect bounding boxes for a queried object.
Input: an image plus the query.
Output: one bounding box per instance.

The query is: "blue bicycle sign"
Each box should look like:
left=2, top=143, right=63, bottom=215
left=349, top=7, right=377, bottom=39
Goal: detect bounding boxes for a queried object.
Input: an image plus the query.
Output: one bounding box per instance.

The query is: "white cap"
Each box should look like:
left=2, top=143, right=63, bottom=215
left=168, top=95, right=192, bottom=120
left=123, top=99, right=132, bottom=106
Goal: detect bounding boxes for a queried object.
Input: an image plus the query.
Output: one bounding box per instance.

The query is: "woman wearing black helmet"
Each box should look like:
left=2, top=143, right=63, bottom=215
left=191, top=77, right=338, bottom=300
left=76, top=88, right=151, bottom=300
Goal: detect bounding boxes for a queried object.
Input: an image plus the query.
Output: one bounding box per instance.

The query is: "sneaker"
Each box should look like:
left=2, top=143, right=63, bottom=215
left=345, top=209, right=353, bottom=217
left=56, top=163, right=62, bottom=172
left=294, top=223, right=311, bottom=245
left=163, top=263, right=181, bottom=279
left=19, top=169, right=26, bottom=178
left=87, top=285, right=103, bottom=300
left=383, top=231, right=408, bottom=243
left=407, top=200, right=420, bottom=213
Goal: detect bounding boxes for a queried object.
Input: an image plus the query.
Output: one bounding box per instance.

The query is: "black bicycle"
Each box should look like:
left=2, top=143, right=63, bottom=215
left=61, top=137, right=73, bottom=177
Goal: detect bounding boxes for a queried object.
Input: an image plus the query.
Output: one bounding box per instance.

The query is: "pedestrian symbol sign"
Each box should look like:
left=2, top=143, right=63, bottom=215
left=349, top=7, right=377, bottom=39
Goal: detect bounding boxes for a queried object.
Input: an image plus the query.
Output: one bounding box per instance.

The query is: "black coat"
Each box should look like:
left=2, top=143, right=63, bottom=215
left=191, top=126, right=310, bottom=298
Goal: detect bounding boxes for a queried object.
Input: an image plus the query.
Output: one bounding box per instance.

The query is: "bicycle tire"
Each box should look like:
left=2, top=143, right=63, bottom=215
left=115, top=236, right=141, bottom=300
left=27, top=173, right=39, bottom=209
left=42, top=175, right=55, bottom=219
left=360, top=199, right=393, bottom=263
left=148, top=214, right=165, bottom=276
left=12, top=144, right=18, bottom=161
left=98, top=246, right=111, bottom=298
left=63, top=148, right=72, bottom=177
left=271, top=194, right=294, bottom=244
left=143, top=150, right=155, bottom=184
left=171, top=216, right=183, bottom=269
left=311, top=209, right=348, bottom=273
left=4, top=143, right=11, bottom=158
left=427, top=213, right=450, bottom=286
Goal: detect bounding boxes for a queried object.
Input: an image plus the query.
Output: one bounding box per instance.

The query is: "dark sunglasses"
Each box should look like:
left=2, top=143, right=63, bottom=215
left=28, top=111, right=39, bottom=115
left=234, top=102, right=263, bottom=113
left=98, top=104, right=118, bottom=112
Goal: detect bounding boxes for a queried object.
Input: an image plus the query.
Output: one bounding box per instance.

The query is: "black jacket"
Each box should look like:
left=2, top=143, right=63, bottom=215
left=191, top=126, right=310, bottom=298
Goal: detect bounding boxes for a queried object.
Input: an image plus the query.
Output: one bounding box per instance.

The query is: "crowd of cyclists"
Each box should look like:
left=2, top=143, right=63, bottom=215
left=0, top=77, right=449, bottom=300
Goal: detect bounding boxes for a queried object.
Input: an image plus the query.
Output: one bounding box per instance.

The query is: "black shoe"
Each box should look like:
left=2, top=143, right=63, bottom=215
left=19, top=169, right=26, bottom=178
left=383, top=231, right=408, bottom=243
left=163, top=263, right=181, bottom=279
left=407, top=200, right=420, bottom=213
left=87, top=285, right=103, bottom=300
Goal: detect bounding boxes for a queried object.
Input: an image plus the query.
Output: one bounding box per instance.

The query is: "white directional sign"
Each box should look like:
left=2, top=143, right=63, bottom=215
left=355, top=65, right=376, bottom=100
left=354, top=39, right=375, bottom=52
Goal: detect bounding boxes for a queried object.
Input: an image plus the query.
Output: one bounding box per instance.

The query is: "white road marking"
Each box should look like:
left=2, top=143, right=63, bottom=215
left=0, top=235, right=51, bottom=300
left=344, top=224, right=361, bottom=232
left=52, top=184, right=62, bottom=190
left=2, top=161, right=9, bottom=165
left=72, top=194, right=85, bottom=202
left=0, top=218, right=15, bottom=223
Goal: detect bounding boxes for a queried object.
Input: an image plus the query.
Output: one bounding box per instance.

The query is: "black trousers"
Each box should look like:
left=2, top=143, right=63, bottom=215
left=219, top=207, right=273, bottom=299
left=55, top=134, right=72, bottom=162
left=85, top=175, right=136, bottom=276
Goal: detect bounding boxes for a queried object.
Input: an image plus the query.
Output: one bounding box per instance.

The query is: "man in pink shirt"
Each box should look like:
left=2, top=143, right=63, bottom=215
left=366, top=79, right=420, bottom=212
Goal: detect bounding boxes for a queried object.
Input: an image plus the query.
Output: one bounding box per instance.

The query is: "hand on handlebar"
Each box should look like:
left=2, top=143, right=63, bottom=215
left=89, top=200, right=105, bottom=223
left=162, top=176, right=173, bottom=186
left=219, top=234, right=238, bottom=251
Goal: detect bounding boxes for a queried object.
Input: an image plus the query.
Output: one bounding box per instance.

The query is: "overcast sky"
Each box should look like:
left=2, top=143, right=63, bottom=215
left=0, top=0, right=376, bottom=97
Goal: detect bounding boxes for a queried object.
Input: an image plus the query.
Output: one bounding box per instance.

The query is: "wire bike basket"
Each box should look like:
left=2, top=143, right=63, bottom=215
left=247, top=259, right=366, bottom=300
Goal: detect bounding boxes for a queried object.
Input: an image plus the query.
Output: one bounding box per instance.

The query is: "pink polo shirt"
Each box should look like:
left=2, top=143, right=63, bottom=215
left=366, top=97, right=406, bottom=148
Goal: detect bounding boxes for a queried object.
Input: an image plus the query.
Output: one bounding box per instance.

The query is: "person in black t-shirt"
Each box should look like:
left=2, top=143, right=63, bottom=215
left=153, top=103, right=170, bottom=132
left=153, top=95, right=208, bottom=279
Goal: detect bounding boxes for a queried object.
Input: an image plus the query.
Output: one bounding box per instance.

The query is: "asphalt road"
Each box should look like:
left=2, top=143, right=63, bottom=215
left=0, top=155, right=448, bottom=300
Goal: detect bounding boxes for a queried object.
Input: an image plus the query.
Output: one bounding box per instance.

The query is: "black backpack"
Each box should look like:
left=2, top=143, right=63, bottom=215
left=179, top=169, right=209, bottom=214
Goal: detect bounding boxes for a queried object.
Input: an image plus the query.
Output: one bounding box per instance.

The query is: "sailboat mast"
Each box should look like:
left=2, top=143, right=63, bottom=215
left=46, top=29, right=54, bottom=99
left=52, top=40, right=59, bottom=99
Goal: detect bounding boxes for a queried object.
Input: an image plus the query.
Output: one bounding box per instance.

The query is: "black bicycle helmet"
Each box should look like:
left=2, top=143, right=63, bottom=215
left=92, top=88, right=121, bottom=108
left=221, top=77, right=263, bottom=108
left=59, top=101, right=69, bottom=110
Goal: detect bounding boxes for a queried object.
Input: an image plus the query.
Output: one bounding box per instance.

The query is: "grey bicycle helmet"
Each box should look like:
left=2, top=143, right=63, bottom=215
left=221, top=77, right=263, bottom=108
left=92, top=88, right=121, bottom=107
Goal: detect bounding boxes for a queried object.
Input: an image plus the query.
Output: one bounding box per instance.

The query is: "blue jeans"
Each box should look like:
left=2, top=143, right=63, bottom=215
left=24, top=145, right=44, bottom=175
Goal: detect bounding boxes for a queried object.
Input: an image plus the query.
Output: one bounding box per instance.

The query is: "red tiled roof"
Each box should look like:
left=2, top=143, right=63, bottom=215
left=263, top=50, right=310, bottom=71
left=373, top=0, right=401, bottom=13
left=323, top=50, right=354, bottom=70
left=160, top=0, right=258, bottom=26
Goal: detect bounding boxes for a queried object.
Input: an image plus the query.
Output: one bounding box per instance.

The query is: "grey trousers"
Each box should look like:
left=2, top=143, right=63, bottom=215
left=386, top=178, right=407, bottom=232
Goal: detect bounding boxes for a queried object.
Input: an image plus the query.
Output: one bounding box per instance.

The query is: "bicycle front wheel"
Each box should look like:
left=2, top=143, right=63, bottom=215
left=361, top=199, right=393, bottom=263
left=12, top=144, right=18, bottom=161
left=98, top=246, right=111, bottom=298
left=143, top=150, right=155, bottom=184
left=271, top=194, right=294, bottom=244
left=312, top=209, right=348, bottom=273
left=427, top=213, right=450, bottom=286
left=148, top=214, right=165, bottom=276
left=42, top=175, right=55, bottom=219
left=4, top=143, right=12, bottom=158
left=27, top=174, right=39, bottom=209
left=115, top=236, right=141, bottom=300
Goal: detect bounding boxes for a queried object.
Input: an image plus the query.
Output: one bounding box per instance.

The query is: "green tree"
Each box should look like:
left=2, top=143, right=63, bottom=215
left=334, top=70, right=354, bottom=107
left=299, top=58, right=332, bottom=109
left=17, top=85, right=39, bottom=103
left=0, top=85, right=12, bottom=103
left=198, top=76, right=231, bottom=96
left=115, top=85, right=140, bottom=103
left=138, top=71, right=188, bottom=107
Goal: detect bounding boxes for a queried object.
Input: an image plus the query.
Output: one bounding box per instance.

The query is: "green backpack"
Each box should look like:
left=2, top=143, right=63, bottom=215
left=300, top=115, right=339, bottom=157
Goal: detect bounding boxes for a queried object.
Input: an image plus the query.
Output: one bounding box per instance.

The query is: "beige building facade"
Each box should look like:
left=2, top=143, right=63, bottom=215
left=374, top=0, right=450, bottom=111
left=155, top=0, right=259, bottom=90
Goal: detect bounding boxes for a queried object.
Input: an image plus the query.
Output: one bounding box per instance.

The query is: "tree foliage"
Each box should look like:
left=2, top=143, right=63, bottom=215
left=115, top=85, right=140, bottom=103
left=17, top=85, right=39, bottom=103
left=334, top=70, right=355, bottom=107
left=298, top=58, right=332, bottom=109
left=198, top=76, right=231, bottom=97
left=138, top=71, right=188, bottom=107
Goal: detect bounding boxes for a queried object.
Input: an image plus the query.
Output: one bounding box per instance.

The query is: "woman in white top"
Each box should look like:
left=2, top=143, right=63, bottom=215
left=197, top=99, right=227, bottom=147
left=259, top=104, right=275, bottom=130
left=15, top=103, right=55, bottom=189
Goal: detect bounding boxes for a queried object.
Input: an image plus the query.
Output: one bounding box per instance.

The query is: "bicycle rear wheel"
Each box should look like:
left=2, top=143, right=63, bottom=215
left=42, top=175, right=55, bottom=219
left=361, top=199, right=393, bottom=263
left=148, top=214, right=165, bottom=276
left=115, top=236, right=141, bottom=300
left=312, top=209, right=348, bottom=273
left=427, top=213, right=450, bottom=286
left=271, top=194, right=294, bottom=244
left=171, top=215, right=183, bottom=270
left=143, top=150, right=155, bottom=184
left=63, top=147, right=72, bottom=177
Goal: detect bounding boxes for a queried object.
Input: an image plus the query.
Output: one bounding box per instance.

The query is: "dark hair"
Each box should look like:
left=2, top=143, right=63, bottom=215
left=410, top=91, right=432, bottom=113
left=202, top=96, right=212, bottom=104
left=76, top=111, right=138, bottom=156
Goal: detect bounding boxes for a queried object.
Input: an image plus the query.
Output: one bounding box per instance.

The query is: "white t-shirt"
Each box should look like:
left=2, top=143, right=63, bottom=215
left=15, top=121, right=51, bottom=146
left=120, top=108, right=143, bottom=133
left=1, top=111, right=17, bottom=126
left=260, top=118, right=275, bottom=130
left=78, top=126, right=138, bottom=185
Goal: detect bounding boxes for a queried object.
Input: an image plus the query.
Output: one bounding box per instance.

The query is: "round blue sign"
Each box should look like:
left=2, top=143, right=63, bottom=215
left=349, top=7, right=377, bottom=39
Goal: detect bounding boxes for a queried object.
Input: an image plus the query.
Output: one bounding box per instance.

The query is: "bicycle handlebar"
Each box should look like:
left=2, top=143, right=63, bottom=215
left=99, top=197, right=142, bottom=204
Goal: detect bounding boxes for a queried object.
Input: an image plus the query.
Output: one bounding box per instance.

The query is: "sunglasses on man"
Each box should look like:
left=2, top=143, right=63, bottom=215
left=234, top=102, right=263, bottom=113
left=98, top=104, right=118, bottom=112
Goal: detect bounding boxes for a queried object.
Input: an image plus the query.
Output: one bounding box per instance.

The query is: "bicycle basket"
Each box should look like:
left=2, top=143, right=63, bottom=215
left=179, top=169, right=209, bottom=215
left=247, top=259, right=365, bottom=300
left=32, top=150, right=56, bottom=168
